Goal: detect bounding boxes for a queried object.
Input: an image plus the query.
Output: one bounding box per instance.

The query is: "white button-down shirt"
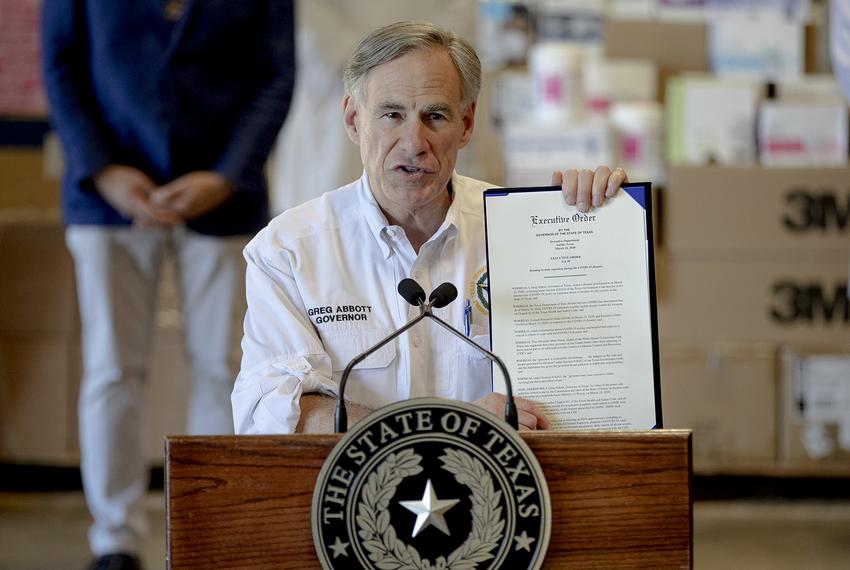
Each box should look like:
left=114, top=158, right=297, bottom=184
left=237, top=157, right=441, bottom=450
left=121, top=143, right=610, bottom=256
left=232, top=171, right=494, bottom=434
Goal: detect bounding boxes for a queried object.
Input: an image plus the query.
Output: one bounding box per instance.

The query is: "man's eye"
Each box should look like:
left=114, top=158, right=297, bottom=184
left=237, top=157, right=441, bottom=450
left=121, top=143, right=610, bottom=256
left=428, top=113, right=446, bottom=121
left=383, top=112, right=401, bottom=119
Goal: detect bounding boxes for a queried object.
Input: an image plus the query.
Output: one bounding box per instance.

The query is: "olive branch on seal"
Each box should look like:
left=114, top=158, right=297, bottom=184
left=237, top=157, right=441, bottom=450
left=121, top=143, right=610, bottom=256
left=355, top=448, right=504, bottom=570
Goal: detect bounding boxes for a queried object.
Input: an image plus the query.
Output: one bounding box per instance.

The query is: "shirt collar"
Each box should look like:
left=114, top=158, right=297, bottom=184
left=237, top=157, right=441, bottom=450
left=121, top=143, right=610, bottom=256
left=357, top=170, right=461, bottom=260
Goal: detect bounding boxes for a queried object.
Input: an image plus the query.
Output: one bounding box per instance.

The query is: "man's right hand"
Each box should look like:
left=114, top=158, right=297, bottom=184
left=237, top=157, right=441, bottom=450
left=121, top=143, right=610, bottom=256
left=473, top=393, right=551, bottom=431
left=93, top=165, right=180, bottom=227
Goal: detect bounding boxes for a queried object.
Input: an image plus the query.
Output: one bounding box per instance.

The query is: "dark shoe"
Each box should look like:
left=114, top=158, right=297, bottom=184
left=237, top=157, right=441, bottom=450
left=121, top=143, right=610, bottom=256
left=87, top=553, right=142, bottom=570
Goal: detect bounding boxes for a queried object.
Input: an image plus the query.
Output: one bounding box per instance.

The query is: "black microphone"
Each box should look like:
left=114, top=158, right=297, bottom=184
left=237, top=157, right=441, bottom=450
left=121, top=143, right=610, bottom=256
left=398, top=278, right=426, bottom=307
left=334, top=279, right=519, bottom=432
left=428, top=282, right=457, bottom=308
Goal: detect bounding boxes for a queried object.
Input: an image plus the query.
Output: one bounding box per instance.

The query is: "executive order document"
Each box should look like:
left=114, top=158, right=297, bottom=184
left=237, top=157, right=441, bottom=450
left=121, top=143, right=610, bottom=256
left=484, top=184, right=660, bottom=431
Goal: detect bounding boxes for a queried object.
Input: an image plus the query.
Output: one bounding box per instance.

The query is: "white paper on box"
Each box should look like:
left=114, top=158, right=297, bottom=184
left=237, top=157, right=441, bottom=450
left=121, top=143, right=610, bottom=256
left=758, top=103, right=849, bottom=167
left=801, top=424, right=834, bottom=459
left=795, top=356, right=850, bottom=422
left=709, top=16, right=804, bottom=79
left=503, top=122, right=613, bottom=187
left=668, top=75, right=761, bottom=165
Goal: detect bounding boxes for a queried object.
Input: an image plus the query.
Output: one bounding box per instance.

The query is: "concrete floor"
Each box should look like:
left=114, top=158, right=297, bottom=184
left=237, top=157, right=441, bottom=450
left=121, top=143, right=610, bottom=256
left=1, top=493, right=850, bottom=569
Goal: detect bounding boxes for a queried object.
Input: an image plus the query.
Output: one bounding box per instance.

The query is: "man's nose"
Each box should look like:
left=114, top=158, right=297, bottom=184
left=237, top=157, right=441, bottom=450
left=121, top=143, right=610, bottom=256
left=399, top=119, right=429, bottom=155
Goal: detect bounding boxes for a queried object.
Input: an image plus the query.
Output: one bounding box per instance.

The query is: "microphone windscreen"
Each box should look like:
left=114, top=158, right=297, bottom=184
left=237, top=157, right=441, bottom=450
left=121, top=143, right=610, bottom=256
left=429, top=282, right=457, bottom=308
left=398, top=278, right=426, bottom=306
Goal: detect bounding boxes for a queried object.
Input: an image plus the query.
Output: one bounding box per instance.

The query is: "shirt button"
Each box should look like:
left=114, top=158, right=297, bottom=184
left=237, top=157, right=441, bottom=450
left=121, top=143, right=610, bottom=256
left=386, top=228, right=396, bottom=238
left=412, top=336, right=422, bottom=348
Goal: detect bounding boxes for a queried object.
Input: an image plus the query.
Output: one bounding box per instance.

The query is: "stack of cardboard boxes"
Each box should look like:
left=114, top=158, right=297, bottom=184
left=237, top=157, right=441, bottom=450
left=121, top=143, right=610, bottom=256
left=659, top=166, right=850, bottom=474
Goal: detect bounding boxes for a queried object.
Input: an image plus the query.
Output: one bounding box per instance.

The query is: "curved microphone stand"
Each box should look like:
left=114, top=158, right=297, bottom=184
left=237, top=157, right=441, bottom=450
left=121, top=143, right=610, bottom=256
left=334, top=280, right=519, bottom=433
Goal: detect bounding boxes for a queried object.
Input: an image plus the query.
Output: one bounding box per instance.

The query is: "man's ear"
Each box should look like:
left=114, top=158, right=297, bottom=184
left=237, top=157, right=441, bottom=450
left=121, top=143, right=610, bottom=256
left=343, top=94, right=360, bottom=145
left=458, top=101, right=476, bottom=149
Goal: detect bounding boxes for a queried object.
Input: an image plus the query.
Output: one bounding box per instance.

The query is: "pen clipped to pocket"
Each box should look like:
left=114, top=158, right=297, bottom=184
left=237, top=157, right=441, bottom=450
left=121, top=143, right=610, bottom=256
left=463, top=298, right=472, bottom=336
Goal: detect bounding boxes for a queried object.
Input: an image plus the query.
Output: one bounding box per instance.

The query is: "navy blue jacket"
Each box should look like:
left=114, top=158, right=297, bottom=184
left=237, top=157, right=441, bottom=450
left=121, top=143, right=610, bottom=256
left=42, top=0, right=295, bottom=235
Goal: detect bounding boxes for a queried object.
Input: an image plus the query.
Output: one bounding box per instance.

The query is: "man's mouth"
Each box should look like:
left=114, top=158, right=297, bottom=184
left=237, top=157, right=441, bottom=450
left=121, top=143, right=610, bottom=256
left=397, top=165, right=429, bottom=174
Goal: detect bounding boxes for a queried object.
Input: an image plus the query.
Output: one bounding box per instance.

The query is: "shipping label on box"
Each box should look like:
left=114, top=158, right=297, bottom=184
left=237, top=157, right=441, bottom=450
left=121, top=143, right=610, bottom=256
left=657, top=255, right=849, bottom=344
left=665, top=166, right=850, bottom=256
left=661, top=342, right=777, bottom=472
left=780, top=347, right=850, bottom=468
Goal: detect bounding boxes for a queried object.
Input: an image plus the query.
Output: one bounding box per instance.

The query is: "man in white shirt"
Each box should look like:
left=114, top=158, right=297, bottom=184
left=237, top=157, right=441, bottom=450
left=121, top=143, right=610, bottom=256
left=232, top=21, right=628, bottom=434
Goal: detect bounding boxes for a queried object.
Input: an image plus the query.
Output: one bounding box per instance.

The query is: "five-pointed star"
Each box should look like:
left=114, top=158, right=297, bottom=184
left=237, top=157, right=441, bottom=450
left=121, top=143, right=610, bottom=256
left=399, top=479, right=460, bottom=538
left=329, top=536, right=349, bottom=558
left=513, top=530, right=536, bottom=552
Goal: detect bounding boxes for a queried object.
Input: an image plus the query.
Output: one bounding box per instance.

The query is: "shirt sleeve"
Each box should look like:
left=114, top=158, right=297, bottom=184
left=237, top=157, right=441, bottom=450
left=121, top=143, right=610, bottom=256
left=231, top=236, right=336, bottom=434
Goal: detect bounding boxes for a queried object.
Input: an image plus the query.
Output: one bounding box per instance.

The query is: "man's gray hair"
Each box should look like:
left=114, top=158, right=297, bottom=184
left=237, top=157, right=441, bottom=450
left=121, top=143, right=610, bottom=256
left=343, top=20, right=481, bottom=109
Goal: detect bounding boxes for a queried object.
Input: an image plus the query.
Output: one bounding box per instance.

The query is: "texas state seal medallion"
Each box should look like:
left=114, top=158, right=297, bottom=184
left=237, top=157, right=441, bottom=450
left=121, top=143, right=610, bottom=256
left=311, top=398, right=551, bottom=569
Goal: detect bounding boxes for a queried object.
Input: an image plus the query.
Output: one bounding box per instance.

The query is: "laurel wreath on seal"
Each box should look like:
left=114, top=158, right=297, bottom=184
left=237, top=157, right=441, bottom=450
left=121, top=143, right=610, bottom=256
left=355, top=448, right=505, bottom=570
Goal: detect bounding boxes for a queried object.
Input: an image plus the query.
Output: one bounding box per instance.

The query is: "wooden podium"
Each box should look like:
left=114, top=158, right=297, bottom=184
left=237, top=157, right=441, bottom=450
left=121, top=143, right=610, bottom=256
left=166, top=430, right=692, bottom=569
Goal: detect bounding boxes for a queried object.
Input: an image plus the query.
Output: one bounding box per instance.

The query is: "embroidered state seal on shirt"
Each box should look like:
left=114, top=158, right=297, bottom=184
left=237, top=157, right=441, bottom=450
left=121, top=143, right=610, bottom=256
left=469, top=267, right=490, bottom=315
left=311, top=398, right=551, bottom=569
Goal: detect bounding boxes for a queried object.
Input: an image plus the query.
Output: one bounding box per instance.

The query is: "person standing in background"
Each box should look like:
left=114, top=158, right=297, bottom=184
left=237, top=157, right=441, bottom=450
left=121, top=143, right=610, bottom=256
left=41, top=2, right=295, bottom=569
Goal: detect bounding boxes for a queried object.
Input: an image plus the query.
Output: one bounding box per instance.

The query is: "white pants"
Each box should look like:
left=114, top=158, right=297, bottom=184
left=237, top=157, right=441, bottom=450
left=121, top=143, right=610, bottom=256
left=66, top=225, right=248, bottom=556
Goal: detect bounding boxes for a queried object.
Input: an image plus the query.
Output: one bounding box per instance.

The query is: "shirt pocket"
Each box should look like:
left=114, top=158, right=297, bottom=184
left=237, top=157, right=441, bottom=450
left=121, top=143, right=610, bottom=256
left=456, top=324, right=491, bottom=358
left=453, top=324, right=493, bottom=401
left=321, top=327, right=397, bottom=372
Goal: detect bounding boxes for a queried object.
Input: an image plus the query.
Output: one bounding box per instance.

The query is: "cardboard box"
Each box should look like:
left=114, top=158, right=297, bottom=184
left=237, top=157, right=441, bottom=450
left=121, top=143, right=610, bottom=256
left=0, top=335, right=76, bottom=462
left=656, top=255, right=850, bottom=344
left=0, top=221, right=78, bottom=334
left=779, top=346, right=850, bottom=472
left=0, top=149, right=61, bottom=211
left=603, top=18, right=709, bottom=102
left=664, top=166, right=850, bottom=257
left=660, top=341, right=777, bottom=473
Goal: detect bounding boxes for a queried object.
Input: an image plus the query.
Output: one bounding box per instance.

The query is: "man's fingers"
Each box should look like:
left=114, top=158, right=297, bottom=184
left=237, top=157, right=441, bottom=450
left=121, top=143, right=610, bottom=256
left=550, top=170, right=564, bottom=187
left=607, top=166, right=628, bottom=197
left=517, top=409, right=540, bottom=431
left=576, top=168, right=594, bottom=212
left=591, top=165, right=611, bottom=208
left=560, top=169, right=579, bottom=206
left=513, top=395, right=550, bottom=430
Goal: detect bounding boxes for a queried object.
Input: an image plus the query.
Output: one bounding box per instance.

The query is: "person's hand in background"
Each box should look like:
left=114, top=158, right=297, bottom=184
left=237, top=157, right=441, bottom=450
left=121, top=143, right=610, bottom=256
left=94, top=165, right=180, bottom=227
left=151, top=171, right=235, bottom=221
